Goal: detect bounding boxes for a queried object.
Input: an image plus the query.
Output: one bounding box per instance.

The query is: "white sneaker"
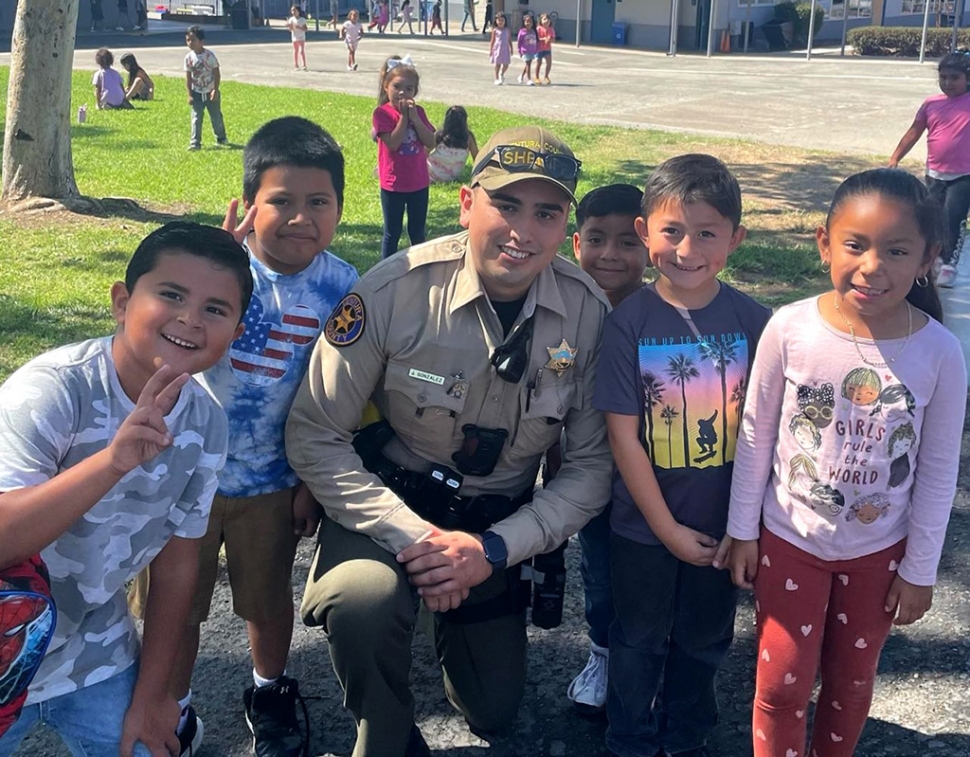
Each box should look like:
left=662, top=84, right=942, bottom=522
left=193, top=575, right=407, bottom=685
left=526, top=79, right=535, bottom=86
left=938, top=263, right=958, bottom=288
left=517, top=73, right=524, bottom=84
left=494, top=78, right=502, bottom=85
left=566, top=642, right=608, bottom=714
left=347, top=65, right=354, bottom=71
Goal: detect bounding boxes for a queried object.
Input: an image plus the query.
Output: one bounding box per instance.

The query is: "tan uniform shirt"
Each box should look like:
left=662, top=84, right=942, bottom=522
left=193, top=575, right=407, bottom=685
left=286, top=232, right=612, bottom=566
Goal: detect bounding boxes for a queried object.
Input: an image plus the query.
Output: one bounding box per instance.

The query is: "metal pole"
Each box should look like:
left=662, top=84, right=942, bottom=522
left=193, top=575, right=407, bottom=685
left=669, top=0, right=680, bottom=56
left=575, top=0, right=581, bottom=47
left=444, top=0, right=448, bottom=35
left=743, top=0, right=751, bottom=53
left=951, top=0, right=964, bottom=52
left=705, top=0, right=717, bottom=57
left=919, top=0, right=932, bottom=63
left=806, top=0, right=817, bottom=60
left=315, top=0, right=320, bottom=32
left=839, top=0, right=850, bottom=56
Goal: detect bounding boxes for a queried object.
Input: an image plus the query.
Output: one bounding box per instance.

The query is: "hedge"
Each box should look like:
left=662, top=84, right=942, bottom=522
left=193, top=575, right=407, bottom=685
left=848, top=26, right=970, bottom=57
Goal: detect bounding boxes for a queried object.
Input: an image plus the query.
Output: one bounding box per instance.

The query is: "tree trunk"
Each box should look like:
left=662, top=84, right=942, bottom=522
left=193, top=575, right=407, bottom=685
left=2, top=0, right=80, bottom=202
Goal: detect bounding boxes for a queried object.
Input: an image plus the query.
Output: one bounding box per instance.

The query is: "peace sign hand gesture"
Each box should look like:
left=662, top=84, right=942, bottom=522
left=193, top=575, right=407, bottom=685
left=107, top=363, right=190, bottom=476
left=222, top=198, right=258, bottom=245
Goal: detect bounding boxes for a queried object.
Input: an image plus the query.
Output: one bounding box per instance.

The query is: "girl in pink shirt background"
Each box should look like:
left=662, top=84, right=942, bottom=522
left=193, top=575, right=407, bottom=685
left=890, top=51, right=970, bottom=288
left=536, top=13, right=556, bottom=85
left=372, top=56, right=436, bottom=259
left=716, top=169, right=966, bottom=757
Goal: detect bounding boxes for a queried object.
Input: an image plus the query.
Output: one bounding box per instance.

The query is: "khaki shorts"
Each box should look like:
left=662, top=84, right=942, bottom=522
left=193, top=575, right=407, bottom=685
left=129, top=489, right=300, bottom=625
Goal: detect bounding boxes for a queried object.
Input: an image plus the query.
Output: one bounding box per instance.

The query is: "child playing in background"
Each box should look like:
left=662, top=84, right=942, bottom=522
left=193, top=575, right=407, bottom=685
left=130, top=117, right=359, bottom=757
left=489, top=11, right=512, bottom=85
left=536, top=13, right=556, bottom=85
left=184, top=25, right=228, bottom=151
left=373, top=56, right=436, bottom=258
left=556, top=184, right=647, bottom=715
left=0, top=222, right=251, bottom=757
left=430, top=0, right=443, bottom=34
left=92, top=48, right=133, bottom=109
left=890, top=51, right=970, bottom=288
left=427, top=105, right=478, bottom=183
left=397, top=0, right=415, bottom=34
left=517, top=13, right=538, bottom=86
left=120, top=52, right=154, bottom=100
left=288, top=5, right=308, bottom=70
left=341, top=9, right=364, bottom=71
left=596, top=155, right=771, bottom=757
left=377, top=0, right=389, bottom=33
left=719, top=168, right=965, bottom=757
left=482, top=0, right=493, bottom=33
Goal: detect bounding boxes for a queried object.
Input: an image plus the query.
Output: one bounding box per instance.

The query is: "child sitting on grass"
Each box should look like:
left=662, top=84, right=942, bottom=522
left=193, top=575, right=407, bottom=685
left=93, top=48, right=133, bottom=110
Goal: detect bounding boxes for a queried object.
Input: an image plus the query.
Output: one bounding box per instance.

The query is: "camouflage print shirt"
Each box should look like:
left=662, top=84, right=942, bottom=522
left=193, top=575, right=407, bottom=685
left=0, top=337, right=227, bottom=704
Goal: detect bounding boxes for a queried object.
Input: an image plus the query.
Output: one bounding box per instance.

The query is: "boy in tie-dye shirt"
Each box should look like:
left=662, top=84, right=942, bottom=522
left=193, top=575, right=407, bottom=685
left=130, top=117, right=357, bottom=756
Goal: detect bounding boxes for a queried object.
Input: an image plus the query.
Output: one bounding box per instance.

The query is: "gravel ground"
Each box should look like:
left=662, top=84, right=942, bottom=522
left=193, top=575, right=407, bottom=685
left=15, top=400, right=970, bottom=756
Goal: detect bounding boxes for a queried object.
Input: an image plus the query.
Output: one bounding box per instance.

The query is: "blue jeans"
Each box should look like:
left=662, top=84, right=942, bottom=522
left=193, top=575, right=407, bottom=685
left=0, top=664, right=152, bottom=757
left=926, top=173, right=970, bottom=264
left=380, top=187, right=429, bottom=259
left=189, top=91, right=227, bottom=148
left=606, top=533, right=737, bottom=757
left=578, top=503, right=613, bottom=649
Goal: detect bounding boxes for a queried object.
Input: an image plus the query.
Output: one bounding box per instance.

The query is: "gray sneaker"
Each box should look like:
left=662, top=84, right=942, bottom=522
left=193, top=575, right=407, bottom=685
left=938, top=263, right=958, bottom=288
left=566, top=641, right=608, bottom=715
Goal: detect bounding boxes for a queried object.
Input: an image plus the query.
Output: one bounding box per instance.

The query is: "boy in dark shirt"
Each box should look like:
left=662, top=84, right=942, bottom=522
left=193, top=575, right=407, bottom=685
left=593, top=155, right=771, bottom=757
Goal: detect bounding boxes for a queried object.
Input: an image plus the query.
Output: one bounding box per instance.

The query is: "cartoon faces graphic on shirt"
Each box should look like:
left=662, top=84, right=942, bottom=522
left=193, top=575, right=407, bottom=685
left=797, top=382, right=835, bottom=429
left=841, top=367, right=882, bottom=407
left=397, top=121, right=423, bottom=157
left=845, top=492, right=891, bottom=524
left=887, top=421, right=916, bottom=488
left=808, top=481, right=846, bottom=519
left=869, top=383, right=917, bottom=419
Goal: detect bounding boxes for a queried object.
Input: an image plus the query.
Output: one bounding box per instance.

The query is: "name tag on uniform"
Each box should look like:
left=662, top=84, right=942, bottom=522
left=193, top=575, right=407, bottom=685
left=408, top=368, right=445, bottom=386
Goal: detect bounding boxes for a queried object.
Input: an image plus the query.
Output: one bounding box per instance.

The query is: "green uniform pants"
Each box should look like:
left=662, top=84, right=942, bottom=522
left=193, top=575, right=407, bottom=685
left=301, top=517, right=528, bottom=757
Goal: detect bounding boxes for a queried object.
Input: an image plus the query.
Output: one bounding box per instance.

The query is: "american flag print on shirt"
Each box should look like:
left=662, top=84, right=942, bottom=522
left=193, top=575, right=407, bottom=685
left=229, top=296, right=321, bottom=386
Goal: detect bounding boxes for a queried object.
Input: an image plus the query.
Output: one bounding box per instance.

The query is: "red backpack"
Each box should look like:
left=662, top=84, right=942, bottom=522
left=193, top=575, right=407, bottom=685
left=0, top=555, right=55, bottom=736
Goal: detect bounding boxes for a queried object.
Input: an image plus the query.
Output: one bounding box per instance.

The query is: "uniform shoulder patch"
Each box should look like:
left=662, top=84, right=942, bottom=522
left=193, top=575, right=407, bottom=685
left=324, top=293, right=366, bottom=347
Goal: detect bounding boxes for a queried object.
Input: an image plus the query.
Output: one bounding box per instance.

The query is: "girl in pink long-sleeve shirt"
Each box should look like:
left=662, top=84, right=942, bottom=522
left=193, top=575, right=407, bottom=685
left=716, top=169, right=966, bottom=757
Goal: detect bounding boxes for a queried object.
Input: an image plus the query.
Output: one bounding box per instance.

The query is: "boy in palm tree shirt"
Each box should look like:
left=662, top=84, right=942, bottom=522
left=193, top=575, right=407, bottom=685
left=593, top=155, right=770, bottom=757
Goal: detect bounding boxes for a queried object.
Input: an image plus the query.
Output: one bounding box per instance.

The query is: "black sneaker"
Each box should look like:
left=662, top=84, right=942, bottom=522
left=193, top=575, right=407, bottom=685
left=243, top=676, right=310, bottom=757
left=177, top=705, right=204, bottom=756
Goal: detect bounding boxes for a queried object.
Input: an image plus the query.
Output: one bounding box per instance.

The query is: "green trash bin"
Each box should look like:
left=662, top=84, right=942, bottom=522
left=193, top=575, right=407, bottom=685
left=612, top=22, right=627, bottom=46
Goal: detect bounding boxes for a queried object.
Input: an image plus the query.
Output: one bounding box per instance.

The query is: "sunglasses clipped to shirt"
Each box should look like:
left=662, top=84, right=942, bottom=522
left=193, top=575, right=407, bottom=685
left=472, top=145, right=582, bottom=183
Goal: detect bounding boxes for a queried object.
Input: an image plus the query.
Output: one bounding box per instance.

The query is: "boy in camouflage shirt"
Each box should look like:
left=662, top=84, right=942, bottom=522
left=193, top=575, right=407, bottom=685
left=0, top=223, right=252, bottom=756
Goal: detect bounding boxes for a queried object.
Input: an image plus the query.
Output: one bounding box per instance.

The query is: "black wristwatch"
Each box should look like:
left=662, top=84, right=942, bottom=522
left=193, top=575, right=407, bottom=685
left=481, top=530, right=508, bottom=572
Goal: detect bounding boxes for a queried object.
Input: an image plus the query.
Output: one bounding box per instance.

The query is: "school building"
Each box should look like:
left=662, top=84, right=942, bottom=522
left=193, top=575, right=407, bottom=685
left=481, top=0, right=970, bottom=51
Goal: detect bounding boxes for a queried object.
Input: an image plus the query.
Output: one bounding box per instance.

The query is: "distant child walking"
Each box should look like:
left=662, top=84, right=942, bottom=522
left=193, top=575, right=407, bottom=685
left=427, top=105, right=478, bottom=183
left=430, top=0, right=443, bottom=34
left=719, top=168, right=966, bottom=757
left=288, top=5, right=308, bottom=70
left=890, top=51, right=970, bottom=288
left=536, top=12, right=556, bottom=84
left=517, top=12, right=538, bottom=86
left=397, top=0, right=414, bottom=34
left=184, top=25, right=228, bottom=150
left=340, top=9, right=363, bottom=71
left=489, top=11, right=512, bottom=85
left=373, top=56, right=436, bottom=258
left=92, top=48, right=133, bottom=109
left=377, top=0, right=389, bottom=33
left=482, top=0, right=493, bottom=33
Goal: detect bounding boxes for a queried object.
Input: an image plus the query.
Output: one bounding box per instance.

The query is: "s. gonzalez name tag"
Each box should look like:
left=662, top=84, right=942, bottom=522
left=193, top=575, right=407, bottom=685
left=408, top=368, right=445, bottom=386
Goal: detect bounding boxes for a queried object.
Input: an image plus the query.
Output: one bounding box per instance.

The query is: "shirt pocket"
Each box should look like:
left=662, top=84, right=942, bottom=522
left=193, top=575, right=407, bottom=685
left=383, top=361, right=467, bottom=451
left=511, top=379, right=579, bottom=459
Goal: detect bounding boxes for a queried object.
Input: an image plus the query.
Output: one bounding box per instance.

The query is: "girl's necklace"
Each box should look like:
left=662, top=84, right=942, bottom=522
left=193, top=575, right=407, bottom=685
left=831, top=293, right=912, bottom=368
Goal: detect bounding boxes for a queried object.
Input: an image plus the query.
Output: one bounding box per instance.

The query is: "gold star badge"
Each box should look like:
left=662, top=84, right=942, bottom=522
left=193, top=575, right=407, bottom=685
left=546, top=339, right=578, bottom=377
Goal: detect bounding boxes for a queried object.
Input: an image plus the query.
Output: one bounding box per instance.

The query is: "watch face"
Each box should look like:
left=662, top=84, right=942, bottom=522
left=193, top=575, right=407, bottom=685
left=484, top=532, right=508, bottom=565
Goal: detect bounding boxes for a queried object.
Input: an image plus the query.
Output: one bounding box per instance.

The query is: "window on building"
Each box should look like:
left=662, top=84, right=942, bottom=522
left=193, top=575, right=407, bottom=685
left=900, top=1, right=956, bottom=14
left=737, top=0, right=777, bottom=6
left=828, top=0, right=873, bottom=19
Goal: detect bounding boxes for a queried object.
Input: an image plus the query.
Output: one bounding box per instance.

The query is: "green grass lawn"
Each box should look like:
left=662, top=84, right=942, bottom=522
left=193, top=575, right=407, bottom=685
left=0, top=66, right=831, bottom=380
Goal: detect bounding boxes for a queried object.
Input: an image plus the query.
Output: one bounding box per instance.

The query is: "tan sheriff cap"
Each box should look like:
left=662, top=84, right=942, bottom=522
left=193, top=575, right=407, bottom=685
left=470, top=126, right=581, bottom=204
